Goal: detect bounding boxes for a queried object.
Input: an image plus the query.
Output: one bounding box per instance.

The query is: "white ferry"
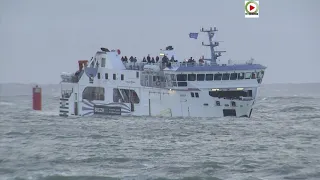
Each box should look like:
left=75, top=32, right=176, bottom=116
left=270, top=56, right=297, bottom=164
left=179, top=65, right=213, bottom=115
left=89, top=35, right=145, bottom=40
left=59, top=27, right=266, bottom=118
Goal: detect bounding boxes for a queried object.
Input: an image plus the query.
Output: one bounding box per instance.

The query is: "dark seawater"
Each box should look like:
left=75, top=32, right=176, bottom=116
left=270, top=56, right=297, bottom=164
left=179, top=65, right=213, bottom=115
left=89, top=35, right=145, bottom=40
left=0, top=83, right=320, bottom=180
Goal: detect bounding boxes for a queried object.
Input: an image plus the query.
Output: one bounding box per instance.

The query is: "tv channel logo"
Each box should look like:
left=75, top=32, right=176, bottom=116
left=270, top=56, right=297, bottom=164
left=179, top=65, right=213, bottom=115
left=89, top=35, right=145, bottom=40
left=245, top=0, right=259, bottom=18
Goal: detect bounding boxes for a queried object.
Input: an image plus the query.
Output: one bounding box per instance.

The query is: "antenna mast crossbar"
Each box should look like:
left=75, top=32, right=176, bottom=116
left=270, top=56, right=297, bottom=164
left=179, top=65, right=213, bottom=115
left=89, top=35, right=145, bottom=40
left=200, top=27, right=225, bottom=64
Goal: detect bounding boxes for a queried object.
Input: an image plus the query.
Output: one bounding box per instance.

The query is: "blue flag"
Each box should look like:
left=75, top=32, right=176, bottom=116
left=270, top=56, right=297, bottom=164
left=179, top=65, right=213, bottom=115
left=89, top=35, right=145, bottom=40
left=189, top=33, right=198, bottom=39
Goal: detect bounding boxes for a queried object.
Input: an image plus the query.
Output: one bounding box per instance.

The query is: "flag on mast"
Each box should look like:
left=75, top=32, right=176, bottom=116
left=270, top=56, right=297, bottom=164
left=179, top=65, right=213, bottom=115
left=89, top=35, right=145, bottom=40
left=189, top=33, right=198, bottom=39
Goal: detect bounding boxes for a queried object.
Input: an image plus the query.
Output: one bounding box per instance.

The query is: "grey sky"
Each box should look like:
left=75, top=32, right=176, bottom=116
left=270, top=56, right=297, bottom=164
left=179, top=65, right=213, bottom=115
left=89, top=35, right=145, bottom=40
left=0, top=0, right=319, bottom=84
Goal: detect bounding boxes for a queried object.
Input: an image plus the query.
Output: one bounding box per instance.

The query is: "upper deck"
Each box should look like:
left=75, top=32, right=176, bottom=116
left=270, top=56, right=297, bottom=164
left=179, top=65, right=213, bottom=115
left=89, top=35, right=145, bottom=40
left=124, top=60, right=266, bottom=72
left=60, top=26, right=267, bottom=88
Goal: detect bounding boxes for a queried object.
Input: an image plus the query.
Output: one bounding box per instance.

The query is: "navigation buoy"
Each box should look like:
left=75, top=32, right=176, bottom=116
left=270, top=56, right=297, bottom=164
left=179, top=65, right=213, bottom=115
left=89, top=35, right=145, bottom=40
left=32, top=85, right=42, bottom=111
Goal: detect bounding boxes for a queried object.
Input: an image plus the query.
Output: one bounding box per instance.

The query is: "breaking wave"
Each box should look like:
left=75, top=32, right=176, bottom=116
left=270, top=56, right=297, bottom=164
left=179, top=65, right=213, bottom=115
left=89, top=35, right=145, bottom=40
left=280, top=106, right=317, bottom=112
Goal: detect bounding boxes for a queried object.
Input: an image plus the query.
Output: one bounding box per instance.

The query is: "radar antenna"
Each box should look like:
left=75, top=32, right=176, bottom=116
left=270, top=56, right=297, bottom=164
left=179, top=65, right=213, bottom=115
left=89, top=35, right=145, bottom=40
left=200, top=27, right=226, bottom=64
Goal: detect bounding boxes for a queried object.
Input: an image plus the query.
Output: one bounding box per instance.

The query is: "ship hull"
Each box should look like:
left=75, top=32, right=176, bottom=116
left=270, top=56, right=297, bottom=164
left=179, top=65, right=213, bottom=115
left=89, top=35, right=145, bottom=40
left=59, top=88, right=256, bottom=118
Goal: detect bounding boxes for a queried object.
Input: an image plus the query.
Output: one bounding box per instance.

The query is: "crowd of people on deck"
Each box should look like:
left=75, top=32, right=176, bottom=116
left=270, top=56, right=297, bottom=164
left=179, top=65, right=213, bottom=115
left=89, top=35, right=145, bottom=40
left=121, top=54, right=205, bottom=66
left=121, top=54, right=180, bottom=68
left=121, top=54, right=177, bottom=64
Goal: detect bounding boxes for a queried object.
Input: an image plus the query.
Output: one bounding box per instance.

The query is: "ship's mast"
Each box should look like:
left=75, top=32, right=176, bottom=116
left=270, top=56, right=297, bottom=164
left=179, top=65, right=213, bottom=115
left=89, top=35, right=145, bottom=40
left=200, top=27, right=226, bottom=65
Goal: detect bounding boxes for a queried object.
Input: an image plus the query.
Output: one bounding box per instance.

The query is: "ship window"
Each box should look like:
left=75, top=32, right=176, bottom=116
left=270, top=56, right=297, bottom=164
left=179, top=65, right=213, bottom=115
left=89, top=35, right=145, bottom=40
left=206, top=74, right=213, bottom=81
left=245, top=72, right=251, bottom=79
left=165, top=74, right=172, bottom=87
left=153, top=76, right=161, bottom=81
left=230, top=73, right=237, bottom=80
left=197, top=74, right=205, bottom=81
left=216, top=101, right=220, bottom=106
left=261, top=70, right=264, bottom=78
left=177, top=74, right=187, bottom=81
left=136, top=71, right=139, bottom=78
left=82, top=87, right=105, bottom=101
left=238, top=73, right=244, bottom=80
left=209, top=90, right=252, bottom=99
left=191, top=92, right=194, bottom=97
left=121, top=74, right=124, bottom=80
left=214, top=73, right=222, bottom=80
left=222, top=73, right=230, bottom=80
left=97, top=73, right=101, bottom=79
left=105, top=73, right=108, bottom=79
left=251, top=72, right=256, bottom=79
left=113, top=88, right=140, bottom=104
left=170, top=74, right=177, bottom=81
left=188, top=74, right=196, bottom=81
left=178, top=82, right=187, bottom=86
left=195, top=92, right=199, bottom=97
left=113, top=74, right=116, bottom=80
left=172, top=82, right=177, bottom=87
left=231, top=101, right=236, bottom=107
left=101, top=58, right=106, bottom=67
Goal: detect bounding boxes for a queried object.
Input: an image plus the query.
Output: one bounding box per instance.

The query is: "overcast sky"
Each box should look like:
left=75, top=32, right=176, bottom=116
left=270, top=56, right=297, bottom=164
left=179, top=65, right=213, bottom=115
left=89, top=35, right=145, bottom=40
left=0, top=0, right=319, bottom=84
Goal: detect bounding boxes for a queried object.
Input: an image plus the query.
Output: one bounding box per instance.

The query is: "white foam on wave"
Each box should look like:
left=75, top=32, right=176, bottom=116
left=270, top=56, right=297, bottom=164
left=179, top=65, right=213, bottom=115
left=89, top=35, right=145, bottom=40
left=32, top=109, right=58, bottom=116
left=0, top=102, right=15, bottom=106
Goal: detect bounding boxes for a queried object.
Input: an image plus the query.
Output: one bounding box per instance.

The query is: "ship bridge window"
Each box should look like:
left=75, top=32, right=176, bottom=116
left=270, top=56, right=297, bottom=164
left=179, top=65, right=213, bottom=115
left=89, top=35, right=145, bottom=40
left=230, top=73, right=237, bottom=80
left=105, top=73, right=108, bottom=79
left=245, top=72, right=251, bottom=79
left=136, top=71, right=139, bottom=78
left=206, top=74, right=213, bottom=81
left=177, top=74, right=187, bottom=81
left=178, top=82, right=187, bottom=86
left=121, top=74, right=124, bottom=80
left=113, top=88, right=140, bottom=104
left=197, top=74, right=205, bottom=81
left=101, top=58, right=106, bottom=67
left=251, top=72, right=256, bottom=79
left=113, top=74, right=116, bottom=80
left=222, top=73, right=230, bottom=80
left=188, top=74, right=196, bottom=81
left=97, top=73, right=101, bottom=79
left=214, top=73, right=222, bottom=80
left=82, top=87, right=105, bottom=101
left=238, top=73, right=244, bottom=80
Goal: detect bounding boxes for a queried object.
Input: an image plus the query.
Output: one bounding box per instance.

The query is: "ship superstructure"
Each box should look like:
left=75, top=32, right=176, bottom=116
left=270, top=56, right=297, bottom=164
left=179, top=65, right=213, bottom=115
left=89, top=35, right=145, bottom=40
left=59, top=27, right=266, bottom=117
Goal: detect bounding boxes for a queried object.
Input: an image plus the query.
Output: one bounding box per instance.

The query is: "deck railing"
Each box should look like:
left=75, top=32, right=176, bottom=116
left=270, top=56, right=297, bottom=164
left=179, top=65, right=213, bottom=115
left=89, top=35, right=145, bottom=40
left=123, top=60, right=257, bottom=71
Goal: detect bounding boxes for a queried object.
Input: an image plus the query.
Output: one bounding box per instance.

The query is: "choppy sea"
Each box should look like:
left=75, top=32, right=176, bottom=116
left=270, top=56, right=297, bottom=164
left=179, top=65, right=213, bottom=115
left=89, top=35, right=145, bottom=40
left=0, top=83, right=319, bottom=180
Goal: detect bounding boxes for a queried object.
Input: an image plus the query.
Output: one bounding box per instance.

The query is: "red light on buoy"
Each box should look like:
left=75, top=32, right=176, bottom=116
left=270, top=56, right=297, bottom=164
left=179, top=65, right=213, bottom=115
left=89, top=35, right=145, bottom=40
left=32, top=85, right=42, bottom=111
